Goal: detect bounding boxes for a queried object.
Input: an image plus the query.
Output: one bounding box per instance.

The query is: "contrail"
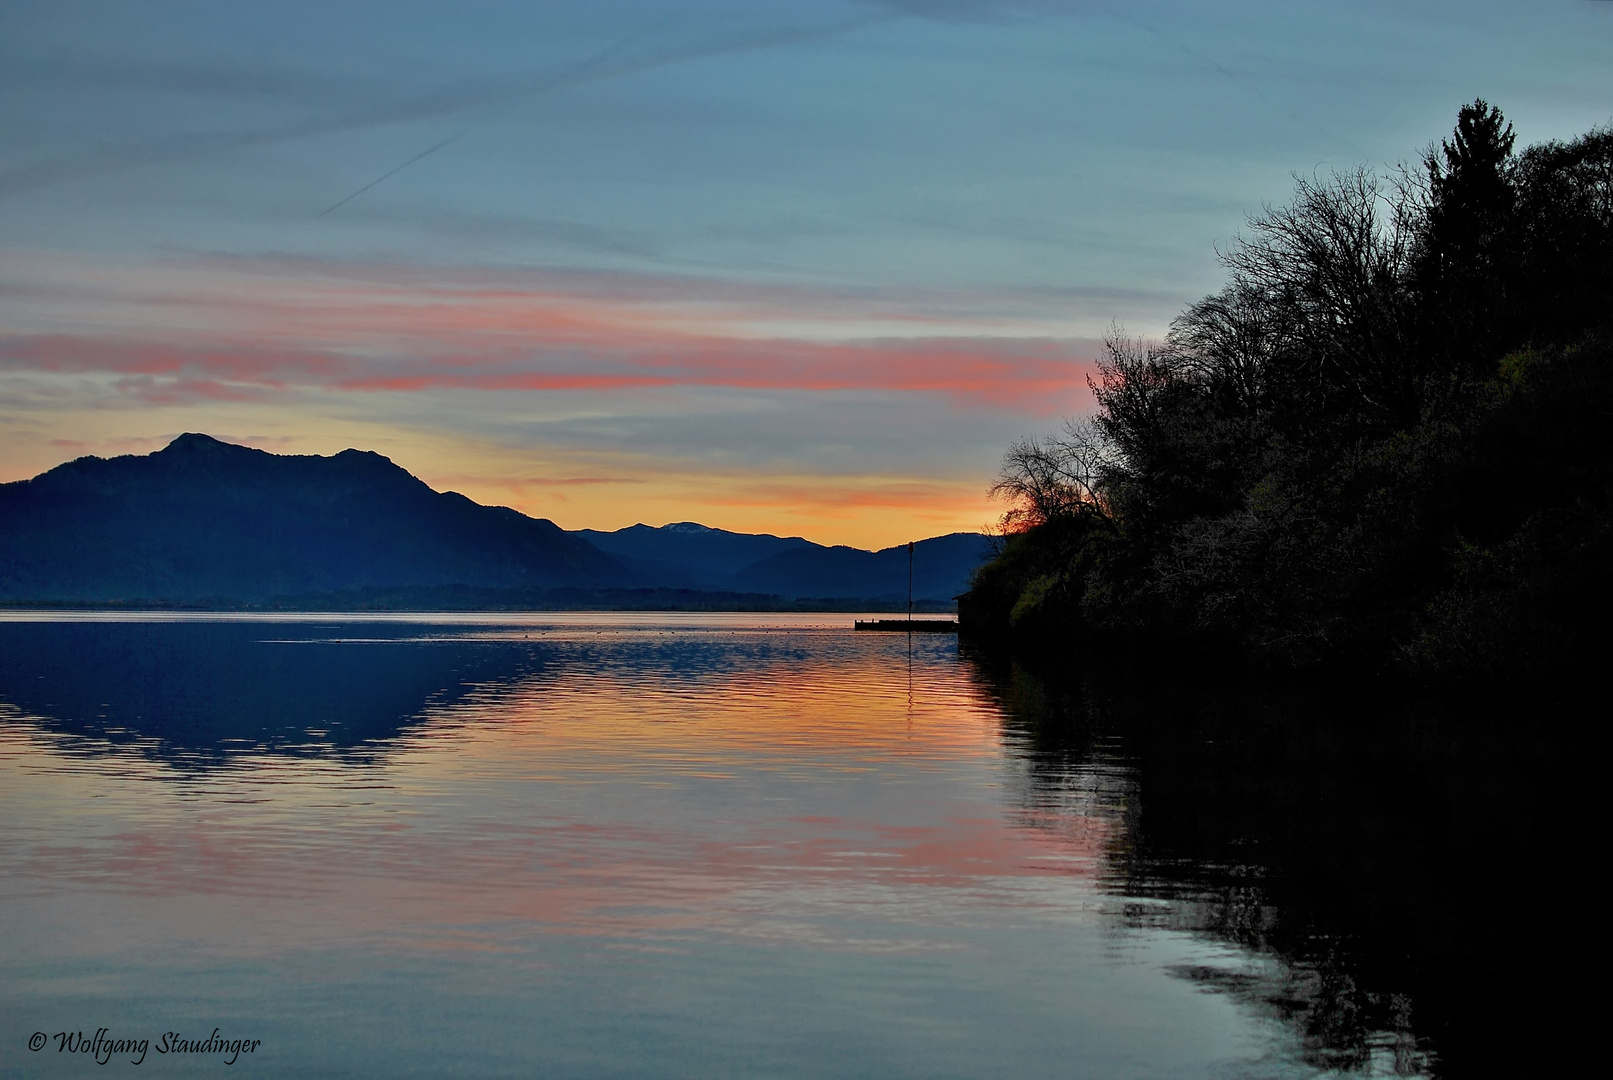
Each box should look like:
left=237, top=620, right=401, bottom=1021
left=0, top=84, right=502, bottom=200
left=314, top=9, right=680, bottom=219
left=0, top=12, right=889, bottom=205
left=1097, top=3, right=1368, bottom=162
left=316, top=130, right=469, bottom=219
left=315, top=10, right=889, bottom=218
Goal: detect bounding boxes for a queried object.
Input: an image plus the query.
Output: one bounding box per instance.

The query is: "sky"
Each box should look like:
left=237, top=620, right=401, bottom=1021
left=1, top=1, right=1609, bottom=548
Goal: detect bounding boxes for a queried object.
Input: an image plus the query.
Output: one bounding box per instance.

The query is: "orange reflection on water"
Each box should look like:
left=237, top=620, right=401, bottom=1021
left=1, top=629, right=1124, bottom=959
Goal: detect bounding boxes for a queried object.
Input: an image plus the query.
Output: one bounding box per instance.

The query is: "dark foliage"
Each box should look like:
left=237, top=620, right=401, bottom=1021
left=965, top=102, right=1613, bottom=682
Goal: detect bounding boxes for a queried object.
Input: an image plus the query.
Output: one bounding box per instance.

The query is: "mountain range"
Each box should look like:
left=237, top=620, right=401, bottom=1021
left=0, top=435, right=991, bottom=608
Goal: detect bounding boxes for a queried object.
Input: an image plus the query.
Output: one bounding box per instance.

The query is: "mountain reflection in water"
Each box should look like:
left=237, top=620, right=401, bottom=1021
left=0, top=615, right=1581, bottom=1077
left=0, top=620, right=536, bottom=761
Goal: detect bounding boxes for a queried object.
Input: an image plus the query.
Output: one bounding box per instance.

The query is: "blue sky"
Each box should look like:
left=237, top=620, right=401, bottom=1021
left=2, top=1, right=1609, bottom=545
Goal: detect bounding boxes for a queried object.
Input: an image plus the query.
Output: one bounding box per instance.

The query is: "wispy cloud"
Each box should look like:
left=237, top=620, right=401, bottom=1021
left=0, top=9, right=892, bottom=204
left=1, top=332, right=1092, bottom=413
left=0, top=253, right=1102, bottom=413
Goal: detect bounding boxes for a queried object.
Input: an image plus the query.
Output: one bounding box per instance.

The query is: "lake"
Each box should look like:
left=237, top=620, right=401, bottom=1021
left=0, top=614, right=1575, bottom=1076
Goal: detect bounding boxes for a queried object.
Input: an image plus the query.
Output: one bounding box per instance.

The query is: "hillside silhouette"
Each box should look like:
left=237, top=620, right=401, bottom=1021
left=732, top=533, right=993, bottom=603
left=576, top=522, right=815, bottom=588
left=0, top=433, right=622, bottom=602
left=966, top=102, right=1613, bottom=682
left=1, top=435, right=992, bottom=607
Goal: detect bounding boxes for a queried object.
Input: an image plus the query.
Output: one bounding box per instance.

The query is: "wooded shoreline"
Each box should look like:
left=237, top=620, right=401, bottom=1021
left=960, top=102, right=1612, bottom=686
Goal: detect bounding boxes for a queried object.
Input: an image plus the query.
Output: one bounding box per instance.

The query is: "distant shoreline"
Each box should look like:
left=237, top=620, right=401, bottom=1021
left=0, top=609, right=930, bottom=628
left=0, top=593, right=958, bottom=615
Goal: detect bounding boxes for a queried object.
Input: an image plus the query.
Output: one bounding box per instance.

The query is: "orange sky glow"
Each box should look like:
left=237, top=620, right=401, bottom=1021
left=1, top=252, right=1105, bottom=547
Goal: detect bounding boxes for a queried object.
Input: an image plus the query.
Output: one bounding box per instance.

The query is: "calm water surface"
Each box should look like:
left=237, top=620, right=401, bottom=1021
left=2, top=613, right=1549, bottom=1077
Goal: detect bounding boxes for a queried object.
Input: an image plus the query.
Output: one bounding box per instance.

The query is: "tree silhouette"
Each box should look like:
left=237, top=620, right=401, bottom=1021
left=975, top=103, right=1613, bottom=681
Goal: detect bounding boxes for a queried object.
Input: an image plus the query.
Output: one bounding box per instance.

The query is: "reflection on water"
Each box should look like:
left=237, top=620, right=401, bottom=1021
left=969, top=649, right=1586, bottom=1080
left=0, top=621, right=537, bottom=762
left=0, top=614, right=1568, bottom=1076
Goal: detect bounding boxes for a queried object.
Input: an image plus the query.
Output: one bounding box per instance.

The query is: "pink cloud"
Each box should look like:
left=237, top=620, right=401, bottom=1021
left=2, top=255, right=1104, bottom=415
left=3, top=331, right=1095, bottom=413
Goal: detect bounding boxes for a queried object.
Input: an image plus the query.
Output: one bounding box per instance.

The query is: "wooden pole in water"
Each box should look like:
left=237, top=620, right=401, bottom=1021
left=908, top=541, right=914, bottom=622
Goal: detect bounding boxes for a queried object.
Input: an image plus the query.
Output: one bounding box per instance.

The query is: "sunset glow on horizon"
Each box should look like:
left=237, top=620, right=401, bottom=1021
left=3, top=1, right=1608, bottom=548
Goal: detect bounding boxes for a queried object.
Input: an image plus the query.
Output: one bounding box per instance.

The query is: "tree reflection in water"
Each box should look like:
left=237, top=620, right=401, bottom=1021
left=2, top=619, right=1587, bottom=1076
left=962, top=645, right=1587, bottom=1079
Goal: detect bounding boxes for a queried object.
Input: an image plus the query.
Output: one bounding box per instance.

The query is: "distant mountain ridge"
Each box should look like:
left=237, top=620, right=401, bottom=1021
left=578, top=522, right=991, bottom=602
left=0, top=434, right=620, bottom=602
left=731, top=533, right=992, bottom=602
left=575, top=522, right=814, bottom=589
left=0, top=435, right=991, bottom=607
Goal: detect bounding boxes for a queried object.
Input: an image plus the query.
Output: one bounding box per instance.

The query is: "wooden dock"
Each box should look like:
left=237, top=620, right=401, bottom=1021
left=853, top=619, right=958, bottom=633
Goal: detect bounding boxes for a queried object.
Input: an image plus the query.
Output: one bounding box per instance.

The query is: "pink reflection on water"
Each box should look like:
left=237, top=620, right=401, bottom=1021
left=1, top=630, right=1126, bottom=957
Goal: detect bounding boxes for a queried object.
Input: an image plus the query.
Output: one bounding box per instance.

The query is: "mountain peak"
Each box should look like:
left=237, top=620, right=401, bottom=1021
left=1, top=437, right=624, bottom=602
left=161, top=432, right=238, bottom=453
left=660, top=522, right=715, bottom=534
